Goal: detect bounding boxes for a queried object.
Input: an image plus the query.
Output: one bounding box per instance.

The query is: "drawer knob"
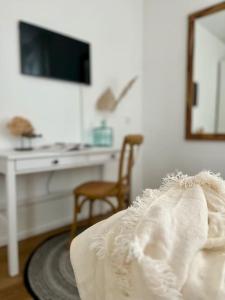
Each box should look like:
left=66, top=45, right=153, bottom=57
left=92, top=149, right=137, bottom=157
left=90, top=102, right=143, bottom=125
left=52, top=159, right=59, bottom=165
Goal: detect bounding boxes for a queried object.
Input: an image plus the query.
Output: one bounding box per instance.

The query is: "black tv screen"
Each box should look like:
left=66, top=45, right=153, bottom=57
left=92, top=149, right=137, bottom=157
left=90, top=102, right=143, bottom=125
left=19, top=21, right=91, bottom=84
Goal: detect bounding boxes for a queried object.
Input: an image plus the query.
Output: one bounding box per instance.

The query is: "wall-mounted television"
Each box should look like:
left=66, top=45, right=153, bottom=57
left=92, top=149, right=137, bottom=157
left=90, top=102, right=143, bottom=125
left=19, top=21, right=91, bottom=84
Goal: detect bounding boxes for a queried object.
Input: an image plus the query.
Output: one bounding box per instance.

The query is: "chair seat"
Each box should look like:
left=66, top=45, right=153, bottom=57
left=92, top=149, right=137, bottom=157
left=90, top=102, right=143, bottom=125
left=74, top=181, right=128, bottom=199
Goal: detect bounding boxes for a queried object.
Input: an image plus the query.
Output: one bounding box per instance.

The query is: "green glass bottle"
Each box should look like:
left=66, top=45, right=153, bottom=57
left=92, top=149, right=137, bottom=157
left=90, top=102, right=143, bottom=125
left=93, top=120, right=113, bottom=147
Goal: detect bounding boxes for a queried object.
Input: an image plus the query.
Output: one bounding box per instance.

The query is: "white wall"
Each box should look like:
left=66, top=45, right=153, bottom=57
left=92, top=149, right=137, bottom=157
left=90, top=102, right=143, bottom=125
left=217, top=59, right=225, bottom=132
left=143, top=0, right=225, bottom=189
left=193, top=23, right=225, bottom=133
left=0, top=0, right=143, bottom=245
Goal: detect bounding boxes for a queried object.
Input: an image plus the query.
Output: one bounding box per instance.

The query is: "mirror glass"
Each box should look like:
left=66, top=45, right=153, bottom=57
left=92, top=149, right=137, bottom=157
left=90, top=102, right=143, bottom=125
left=190, top=8, right=225, bottom=136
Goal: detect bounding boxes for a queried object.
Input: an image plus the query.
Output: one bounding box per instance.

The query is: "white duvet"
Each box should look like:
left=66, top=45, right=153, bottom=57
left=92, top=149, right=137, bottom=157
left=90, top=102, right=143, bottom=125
left=70, top=171, right=225, bottom=300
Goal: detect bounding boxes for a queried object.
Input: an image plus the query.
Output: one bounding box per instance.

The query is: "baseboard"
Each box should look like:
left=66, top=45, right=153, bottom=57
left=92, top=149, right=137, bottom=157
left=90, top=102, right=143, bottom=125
left=0, top=216, right=72, bottom=247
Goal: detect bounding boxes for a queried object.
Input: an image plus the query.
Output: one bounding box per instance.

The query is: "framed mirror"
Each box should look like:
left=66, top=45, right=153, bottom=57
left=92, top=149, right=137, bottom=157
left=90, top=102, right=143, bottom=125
left=186, top=2, right=225, bottom=140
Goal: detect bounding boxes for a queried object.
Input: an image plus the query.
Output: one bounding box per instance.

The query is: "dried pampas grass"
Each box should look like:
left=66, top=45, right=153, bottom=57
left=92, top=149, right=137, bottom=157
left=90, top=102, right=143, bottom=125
left=96, top=76, right=138, bottom=112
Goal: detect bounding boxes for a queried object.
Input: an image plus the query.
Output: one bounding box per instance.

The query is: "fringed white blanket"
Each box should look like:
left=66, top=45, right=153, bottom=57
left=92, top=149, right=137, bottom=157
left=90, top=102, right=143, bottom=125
left=70, top=171, right=225, bottom=300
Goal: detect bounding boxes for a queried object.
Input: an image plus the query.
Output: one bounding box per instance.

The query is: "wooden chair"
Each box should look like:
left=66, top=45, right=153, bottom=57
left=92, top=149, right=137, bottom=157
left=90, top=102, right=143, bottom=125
left=70, top=134, right=144, bottom=240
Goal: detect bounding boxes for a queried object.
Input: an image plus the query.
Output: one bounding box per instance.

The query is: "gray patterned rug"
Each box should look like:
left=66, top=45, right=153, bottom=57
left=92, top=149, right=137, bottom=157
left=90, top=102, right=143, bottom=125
left=24, top=232, right=81, bottom=300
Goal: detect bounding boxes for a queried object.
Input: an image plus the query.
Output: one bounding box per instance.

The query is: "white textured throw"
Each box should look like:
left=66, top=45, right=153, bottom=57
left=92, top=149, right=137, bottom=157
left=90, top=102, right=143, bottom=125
left=70, top=171, right=225, bottom=300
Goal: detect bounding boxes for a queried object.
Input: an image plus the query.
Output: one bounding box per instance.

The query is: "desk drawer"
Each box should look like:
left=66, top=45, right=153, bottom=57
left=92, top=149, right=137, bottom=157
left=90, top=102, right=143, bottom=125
left=15, top=155, right=87, bottom=172
left=57, top=155, right=87, bottom=167
left=88, top=153, right=112, bottom=163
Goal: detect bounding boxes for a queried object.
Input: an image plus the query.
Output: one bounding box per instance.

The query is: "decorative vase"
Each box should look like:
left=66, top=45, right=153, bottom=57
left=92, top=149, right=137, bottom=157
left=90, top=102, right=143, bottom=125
left=93, top=120, right=113, bottom=147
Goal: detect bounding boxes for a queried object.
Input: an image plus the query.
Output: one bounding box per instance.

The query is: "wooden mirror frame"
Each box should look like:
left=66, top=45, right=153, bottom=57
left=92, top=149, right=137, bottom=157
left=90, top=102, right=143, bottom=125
left=186, top=2, right=225, bottom=141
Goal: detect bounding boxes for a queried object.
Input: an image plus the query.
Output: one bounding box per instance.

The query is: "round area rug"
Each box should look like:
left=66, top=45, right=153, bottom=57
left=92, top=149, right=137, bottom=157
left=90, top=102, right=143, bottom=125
left=24, top=232, right=81, bottom=300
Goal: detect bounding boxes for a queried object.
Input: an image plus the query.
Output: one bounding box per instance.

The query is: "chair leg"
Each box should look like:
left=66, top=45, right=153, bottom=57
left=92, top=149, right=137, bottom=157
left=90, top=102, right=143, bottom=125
left=118, top=194, right=126, bottom=211
left=89, top=200, right=94, bottom=226
left=70, top=195, right=79, bottom=244
left=126, top=191, right=131, bottom=207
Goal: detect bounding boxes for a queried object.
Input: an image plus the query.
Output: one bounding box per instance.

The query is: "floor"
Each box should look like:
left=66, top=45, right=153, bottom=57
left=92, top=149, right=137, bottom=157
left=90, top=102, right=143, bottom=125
left=0, top=212, right=110, bottom=300
left=0, top=225, right=70, bottom=300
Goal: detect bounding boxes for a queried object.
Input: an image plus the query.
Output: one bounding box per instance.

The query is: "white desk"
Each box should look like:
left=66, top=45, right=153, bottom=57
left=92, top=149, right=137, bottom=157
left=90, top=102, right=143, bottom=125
left=0, top=147, right=118, bottom=277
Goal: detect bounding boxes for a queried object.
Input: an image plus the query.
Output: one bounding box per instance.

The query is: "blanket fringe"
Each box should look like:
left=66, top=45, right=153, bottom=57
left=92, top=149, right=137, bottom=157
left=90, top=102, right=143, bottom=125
left=90, top=234, right=107, bottom=259
left=139, top=256, right=183, bottom=299
left=161, top=171, right=225, bottom=194
left=110, top=189, right=182, bottom=299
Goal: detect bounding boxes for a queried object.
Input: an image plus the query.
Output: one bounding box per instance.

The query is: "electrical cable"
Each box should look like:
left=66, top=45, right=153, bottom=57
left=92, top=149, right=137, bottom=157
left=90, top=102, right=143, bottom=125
left=46, top=171, right=55, bottom=194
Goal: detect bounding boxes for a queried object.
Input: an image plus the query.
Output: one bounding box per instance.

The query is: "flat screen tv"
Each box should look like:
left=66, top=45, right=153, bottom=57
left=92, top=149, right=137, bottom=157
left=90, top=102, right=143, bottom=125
left=19, top=21, right=91, bottom=84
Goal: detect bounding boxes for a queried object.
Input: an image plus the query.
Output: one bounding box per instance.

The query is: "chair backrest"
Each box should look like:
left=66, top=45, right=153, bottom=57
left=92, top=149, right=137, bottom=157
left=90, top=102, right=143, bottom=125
left=117, top=135, right=144, bottom=191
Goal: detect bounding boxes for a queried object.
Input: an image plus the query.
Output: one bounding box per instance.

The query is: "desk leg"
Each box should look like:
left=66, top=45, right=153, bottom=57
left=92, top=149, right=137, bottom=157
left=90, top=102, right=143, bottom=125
left=6, top=161, right=19, bottom=276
